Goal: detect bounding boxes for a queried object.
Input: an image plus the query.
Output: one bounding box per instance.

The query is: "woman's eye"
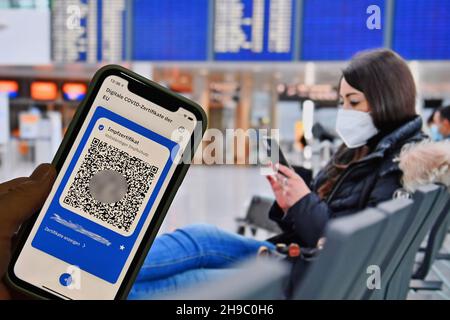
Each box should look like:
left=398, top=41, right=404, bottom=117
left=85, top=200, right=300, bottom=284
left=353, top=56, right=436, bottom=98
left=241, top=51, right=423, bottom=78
left=350, top=101, right=360, bottom=107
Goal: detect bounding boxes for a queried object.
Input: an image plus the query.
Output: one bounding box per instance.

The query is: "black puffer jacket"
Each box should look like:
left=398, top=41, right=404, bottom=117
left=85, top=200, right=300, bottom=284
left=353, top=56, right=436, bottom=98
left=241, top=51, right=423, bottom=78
left=269, top=116, right=426, bottom=248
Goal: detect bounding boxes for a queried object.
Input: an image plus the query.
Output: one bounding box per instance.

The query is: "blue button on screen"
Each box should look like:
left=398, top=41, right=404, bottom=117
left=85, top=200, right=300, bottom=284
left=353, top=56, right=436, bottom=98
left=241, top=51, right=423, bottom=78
left=59, top=273, right=72, bottom=287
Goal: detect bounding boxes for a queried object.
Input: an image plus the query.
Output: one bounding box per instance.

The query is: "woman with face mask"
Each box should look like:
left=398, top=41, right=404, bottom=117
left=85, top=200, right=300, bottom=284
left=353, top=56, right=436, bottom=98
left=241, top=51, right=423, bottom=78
left=268, top=48, right=425, bottom=243
left=127, top=49, right=425, bottom=300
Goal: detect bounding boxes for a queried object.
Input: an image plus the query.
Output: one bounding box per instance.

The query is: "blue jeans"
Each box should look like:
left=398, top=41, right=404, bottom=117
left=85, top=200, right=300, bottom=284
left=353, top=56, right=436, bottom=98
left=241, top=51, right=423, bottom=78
left=128, top=224, right=275, bottom=299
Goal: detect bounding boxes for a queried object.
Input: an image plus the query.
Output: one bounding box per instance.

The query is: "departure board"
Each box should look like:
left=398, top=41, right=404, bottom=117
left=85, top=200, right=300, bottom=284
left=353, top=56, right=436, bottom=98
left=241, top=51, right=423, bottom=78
left=214, top=0, right=296, bottom=61
left=301, top=0, right=385, bottom=61
left=52, top=0, right=127, bottom=63
left=132, top=0, right=209, bottom=61
left=393, top=0, right=450, bottom=60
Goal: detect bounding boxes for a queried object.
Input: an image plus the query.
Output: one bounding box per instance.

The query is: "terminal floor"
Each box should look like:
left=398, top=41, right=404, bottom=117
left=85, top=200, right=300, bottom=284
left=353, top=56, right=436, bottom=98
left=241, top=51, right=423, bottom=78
left=3, top=163, right=450, bottom=300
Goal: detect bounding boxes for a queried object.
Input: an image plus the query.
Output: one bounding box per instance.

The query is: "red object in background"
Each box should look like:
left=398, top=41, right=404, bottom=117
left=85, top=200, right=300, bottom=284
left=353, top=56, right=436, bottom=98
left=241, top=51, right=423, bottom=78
left=31, top=81, right=58, bottom=100
left=0, top=80, right=19, bottom=98
left=62, top=82, right=87, bottom=101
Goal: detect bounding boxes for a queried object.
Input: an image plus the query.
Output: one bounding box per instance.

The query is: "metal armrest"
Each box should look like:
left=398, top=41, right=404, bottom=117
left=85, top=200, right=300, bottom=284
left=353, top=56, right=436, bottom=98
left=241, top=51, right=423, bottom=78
left=409, top=279, right=443, bottom=291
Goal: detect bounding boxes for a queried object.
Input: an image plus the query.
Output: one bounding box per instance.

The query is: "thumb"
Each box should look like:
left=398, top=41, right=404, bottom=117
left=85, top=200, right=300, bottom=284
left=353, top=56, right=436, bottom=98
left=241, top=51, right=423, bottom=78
left=0, top=164, right=56, bottom=238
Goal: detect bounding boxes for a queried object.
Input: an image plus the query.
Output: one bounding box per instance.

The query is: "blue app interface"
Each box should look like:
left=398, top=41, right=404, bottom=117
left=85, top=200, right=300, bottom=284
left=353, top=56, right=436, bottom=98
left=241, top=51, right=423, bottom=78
left=32, top=106, right=179, bottom=283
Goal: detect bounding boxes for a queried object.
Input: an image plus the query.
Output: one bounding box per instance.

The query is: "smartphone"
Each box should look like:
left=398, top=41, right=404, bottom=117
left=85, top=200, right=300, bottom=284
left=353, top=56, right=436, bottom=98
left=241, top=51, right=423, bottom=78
left=263, top=137, right=292, bottom=169
left=7, top=65, right=207, bottom=300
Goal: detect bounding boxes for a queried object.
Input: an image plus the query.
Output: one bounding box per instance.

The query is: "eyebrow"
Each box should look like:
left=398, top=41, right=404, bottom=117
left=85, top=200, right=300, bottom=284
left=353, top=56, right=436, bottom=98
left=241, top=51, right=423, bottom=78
left=339, top=93, right=360, bottom=99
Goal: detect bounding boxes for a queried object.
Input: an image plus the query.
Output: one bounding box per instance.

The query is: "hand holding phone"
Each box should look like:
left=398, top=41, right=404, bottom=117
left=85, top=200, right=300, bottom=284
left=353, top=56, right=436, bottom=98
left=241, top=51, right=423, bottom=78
left=0, top=164, right=56, bottom=299
left=266, top=163, right=311, bottom=213
left=261, top=137, right=293, bottom=177
left=7, top=65, right=207, bottom=299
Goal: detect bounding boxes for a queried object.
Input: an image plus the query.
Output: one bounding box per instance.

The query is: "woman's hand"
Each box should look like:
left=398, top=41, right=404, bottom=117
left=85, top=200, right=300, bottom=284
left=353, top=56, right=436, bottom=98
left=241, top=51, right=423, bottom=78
left=0, top=164, right=56, bottom=299
left=266, top=164, right=311, bottom=214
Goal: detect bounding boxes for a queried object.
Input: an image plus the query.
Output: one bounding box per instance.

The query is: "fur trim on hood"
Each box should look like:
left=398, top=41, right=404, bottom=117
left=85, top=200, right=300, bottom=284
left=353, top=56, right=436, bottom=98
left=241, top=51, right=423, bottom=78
left=396, top=140, right=450, bottom=193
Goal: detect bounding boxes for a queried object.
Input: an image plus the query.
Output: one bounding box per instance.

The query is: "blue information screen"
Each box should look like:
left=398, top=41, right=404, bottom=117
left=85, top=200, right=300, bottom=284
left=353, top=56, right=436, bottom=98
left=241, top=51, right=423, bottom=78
left=301, top=0, right=385, bottom=61
left=132, top=0, right=209, bottom=61
left=214, top=0, right=296, bottom=61
left=393, top=0, right=450, bottom=60
left=52, top=0, right=127, bottom=63
left=32, top=107, right=178, bottom=284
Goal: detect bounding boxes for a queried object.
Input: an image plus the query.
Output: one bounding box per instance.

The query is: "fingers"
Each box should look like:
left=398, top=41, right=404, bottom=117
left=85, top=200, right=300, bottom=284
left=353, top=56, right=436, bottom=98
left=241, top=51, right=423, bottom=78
left=0, top=178, right=29, bottom=196
left=0, top=282, right=12, bottom=300
left=276, top=164, right=297, bottom=178
left=275, top=173, right=287, bottom=183
left=30, top=163, right=56, bottom=181
left=0, top=164, right=56, bottom=237
left=266, top=175, right=282, bottom=192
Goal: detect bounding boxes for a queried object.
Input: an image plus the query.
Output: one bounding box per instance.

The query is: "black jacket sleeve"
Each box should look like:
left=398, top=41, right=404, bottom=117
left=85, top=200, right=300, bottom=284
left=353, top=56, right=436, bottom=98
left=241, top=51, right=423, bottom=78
left=268, top=169, right=403, bottom=248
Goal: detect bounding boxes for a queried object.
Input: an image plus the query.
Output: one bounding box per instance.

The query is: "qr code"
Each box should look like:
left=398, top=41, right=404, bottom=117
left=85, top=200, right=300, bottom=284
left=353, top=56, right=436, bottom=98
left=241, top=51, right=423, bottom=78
left=62, top=138, right=159, bottom=233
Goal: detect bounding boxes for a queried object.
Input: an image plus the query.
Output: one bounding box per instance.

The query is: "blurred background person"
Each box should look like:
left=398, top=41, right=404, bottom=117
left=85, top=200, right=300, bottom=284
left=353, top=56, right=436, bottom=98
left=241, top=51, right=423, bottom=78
left=427, top=108, right=443, bottom=141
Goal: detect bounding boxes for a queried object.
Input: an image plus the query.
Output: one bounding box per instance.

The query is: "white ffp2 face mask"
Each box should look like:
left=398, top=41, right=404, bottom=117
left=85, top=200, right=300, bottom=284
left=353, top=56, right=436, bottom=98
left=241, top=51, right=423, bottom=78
left=335, top=108, right=379, bottom=148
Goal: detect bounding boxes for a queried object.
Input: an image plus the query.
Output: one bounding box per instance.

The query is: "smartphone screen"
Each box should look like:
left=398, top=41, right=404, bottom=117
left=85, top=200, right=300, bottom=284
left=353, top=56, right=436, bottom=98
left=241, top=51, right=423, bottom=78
left=12, top=70, right=200, bottom=299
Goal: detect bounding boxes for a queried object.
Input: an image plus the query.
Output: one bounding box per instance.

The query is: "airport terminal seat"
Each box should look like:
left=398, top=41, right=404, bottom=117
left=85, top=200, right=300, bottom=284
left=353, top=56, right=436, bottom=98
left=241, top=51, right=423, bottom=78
left=360, top=185, right=441, bottom=299
left=346, top=198, right=414, bottom=299
left=235, top=195, right=282, bottom=236
left=295, top=185, right=442, bottom=300
left=410, top=191, right=450, bottom=287
left=293, top=207, right=389, bottom=299
left=384, top=185, right=447, bottom=299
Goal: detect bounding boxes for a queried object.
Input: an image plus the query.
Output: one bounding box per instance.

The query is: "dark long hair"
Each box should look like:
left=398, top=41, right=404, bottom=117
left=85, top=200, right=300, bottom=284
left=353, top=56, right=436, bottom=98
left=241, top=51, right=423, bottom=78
left=317, top=49, right=418, bottom=199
